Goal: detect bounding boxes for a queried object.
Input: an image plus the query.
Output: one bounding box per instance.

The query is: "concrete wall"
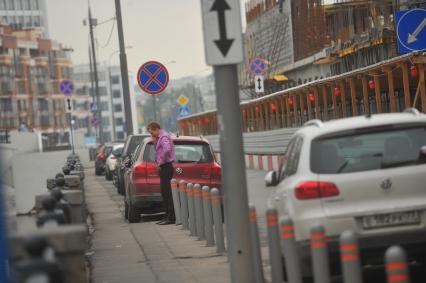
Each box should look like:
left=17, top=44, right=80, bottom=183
left=12, top=150, right=69, bottom=214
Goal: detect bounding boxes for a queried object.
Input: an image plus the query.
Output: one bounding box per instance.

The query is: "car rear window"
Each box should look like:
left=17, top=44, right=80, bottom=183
left=143, top=141, right=213, bottom=163
left=125, top=135, right=149, bottom=155
left=311, top=126, right=426, bottom=174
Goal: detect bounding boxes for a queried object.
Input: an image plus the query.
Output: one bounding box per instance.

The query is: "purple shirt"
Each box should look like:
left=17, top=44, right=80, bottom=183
left=155, top=129, right=176, bottom=165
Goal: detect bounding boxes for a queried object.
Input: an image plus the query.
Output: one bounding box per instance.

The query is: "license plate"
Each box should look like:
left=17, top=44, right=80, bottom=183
left=362, top=211, right=420, bottom=230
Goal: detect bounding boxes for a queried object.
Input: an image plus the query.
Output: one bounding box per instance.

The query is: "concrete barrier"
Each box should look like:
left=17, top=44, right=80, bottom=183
left=35, top=190, right=84, bottom=224
left=9, top=225, right=87, bottom=283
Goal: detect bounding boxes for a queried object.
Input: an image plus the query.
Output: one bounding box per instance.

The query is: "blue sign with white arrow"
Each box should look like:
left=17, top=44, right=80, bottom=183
left=396, top=8, right=426, bottom=54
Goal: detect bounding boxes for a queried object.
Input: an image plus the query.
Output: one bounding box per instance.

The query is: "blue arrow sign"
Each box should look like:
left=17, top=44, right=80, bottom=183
left=89, top=102, right=97, bottom=113
left=396, top=8, right=426, bottom=54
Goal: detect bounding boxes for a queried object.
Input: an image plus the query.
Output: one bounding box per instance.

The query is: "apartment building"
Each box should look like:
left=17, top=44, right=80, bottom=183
left=0, top=23, right=72, bottom=136
left=73, top=63, right=127, bottom=142
left=0, top=0, right=49, bottom=37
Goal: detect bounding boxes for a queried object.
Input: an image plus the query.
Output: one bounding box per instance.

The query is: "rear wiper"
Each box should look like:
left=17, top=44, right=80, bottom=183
left=380, top=160, right=417, bottom=169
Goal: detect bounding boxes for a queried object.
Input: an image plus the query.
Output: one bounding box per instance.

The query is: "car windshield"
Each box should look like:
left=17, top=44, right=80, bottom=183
left=143, top=141, right=213, bottom=163
left=311, top=126, right=426, bottom=174
left=105, top=146, right=113, bottom=157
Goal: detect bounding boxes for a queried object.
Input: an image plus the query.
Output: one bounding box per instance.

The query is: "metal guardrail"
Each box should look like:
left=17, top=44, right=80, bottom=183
left=206, top=127, right=299, bottom=154
left=0, top=130, right=10, bottom=144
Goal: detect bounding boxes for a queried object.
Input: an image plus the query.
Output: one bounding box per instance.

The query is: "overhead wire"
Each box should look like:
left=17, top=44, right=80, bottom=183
left=97, top=19, right=116, bottom=49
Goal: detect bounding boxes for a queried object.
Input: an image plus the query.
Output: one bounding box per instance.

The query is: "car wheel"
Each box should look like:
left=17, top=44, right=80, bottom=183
left=128, top=203, right=141, bottom=223
left=124, top=201, right=129, bottom=220
left=105, top=169, right=112, bottom=181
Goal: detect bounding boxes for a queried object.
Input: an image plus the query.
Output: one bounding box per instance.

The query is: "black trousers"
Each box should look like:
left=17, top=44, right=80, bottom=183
left=159, top=162, right=175, bottom=221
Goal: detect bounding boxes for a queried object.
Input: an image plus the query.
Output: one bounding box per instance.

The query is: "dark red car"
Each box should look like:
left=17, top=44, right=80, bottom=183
left=124, top=136, right=222, bottom=223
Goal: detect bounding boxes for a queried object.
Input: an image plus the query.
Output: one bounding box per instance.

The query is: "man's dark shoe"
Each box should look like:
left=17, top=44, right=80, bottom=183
left=158, top=220, right=175, bottom=225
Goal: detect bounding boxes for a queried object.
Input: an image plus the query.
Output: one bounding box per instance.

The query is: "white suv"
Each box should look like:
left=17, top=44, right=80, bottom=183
left=266, top=109, right=426, bottom=276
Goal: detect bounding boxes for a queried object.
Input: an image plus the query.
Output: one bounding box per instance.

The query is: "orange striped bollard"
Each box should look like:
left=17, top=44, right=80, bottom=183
left=187, top=183, right=196, bottom=236
left=339, top=230, right=362, bottom=283
left=249, top=205, right=264, bottom=283
left=266, top=208, right=283, bottom=283
left=211, top=188, right=225, bottom=253
left=202, top=186, right=214, bottom=247
left=170, top=179, right=181, bottom=225
left=310, top=224, right=330, bottom=283
left=385, top=246, right=410, bottom=283
left=193, top=184, right=204, bottom=240
left=279, top=215, right=302, bottom=283
left=179, top=180, right=189, bottom=230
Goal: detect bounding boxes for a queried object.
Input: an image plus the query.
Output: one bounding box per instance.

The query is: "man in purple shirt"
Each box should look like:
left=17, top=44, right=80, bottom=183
left=147, top=122, right=176, bottom=225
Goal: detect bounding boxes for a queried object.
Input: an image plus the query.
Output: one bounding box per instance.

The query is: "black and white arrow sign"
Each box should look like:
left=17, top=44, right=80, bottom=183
left=64, top=97, right=73, bottom=113
left=255, top=75, right=264, bottom=93
left=201, top=0, right=243, bottom=65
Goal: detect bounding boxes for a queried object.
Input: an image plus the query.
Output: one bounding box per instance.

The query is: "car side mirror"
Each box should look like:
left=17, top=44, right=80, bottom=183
left=265, top=171, right=279, bottom=187
left=125, top=159, right=133, bottom=168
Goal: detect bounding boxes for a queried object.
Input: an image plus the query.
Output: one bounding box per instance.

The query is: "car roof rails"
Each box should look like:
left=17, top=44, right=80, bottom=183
left=405, top=107, right=421, bottom=116
left=199, top=135, right=204, bottom=139
left=304, top=119, right=323, bottom=128
left=175, top=132, right=180, bottom=137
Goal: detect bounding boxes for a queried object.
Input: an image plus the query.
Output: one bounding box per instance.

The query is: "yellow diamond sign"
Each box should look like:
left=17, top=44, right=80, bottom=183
left=177, top=95, right=189, bottom=106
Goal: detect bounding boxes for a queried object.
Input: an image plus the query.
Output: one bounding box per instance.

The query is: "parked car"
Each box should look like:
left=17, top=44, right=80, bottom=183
left=265, top=109, right=426, bottom=279
left=94, top=144, right=115, bottom=176
left=105, top=143, right=124, bottom=181
left=115, top=134, right=150, bottom=195
left=124, top=135, right=222, bottom=223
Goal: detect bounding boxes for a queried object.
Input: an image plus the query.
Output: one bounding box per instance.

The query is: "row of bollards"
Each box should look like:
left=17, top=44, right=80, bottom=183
left=171, top=179, right=226, bottom=254
left=250, top=206, right=412, bottom=283
left=9, top=154, right=88, bottom=283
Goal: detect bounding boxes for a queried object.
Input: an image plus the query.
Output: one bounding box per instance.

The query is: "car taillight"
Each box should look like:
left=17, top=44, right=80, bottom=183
left=295, top=181, right=339, bottom=200
left=211, top=164, right=222, bottom=180
left=110, top=156, right=116, bottom=160
left=132, top=163, right=146, bottom=179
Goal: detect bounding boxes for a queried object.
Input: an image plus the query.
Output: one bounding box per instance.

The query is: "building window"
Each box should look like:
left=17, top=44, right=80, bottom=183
left=117, top=132, right=124, bottom=140
left=77, top=118, right=88, bottom=128
left=7, top=0, right=14, bottom=10
left=99, top=86, right=108, bottom=96
left=33, top=16, right=40, bottom=27
left=100, top=102, right=109, bottom=111
left=101, top=118, right=110, bottom=127
left=25, top=16, right=32, bottom=26
left=24, top=0, right=30, bottom=10
left=0, top=99, right=13, bottom=111
left=0, top=0, right=6, bottom=10
left=102, top=132, right=111, bottom=143
left=115, top=118, right=123, bottom=126
left=114, top=104, right=122, bottom=112
left=40, top=115, right=50, bottom=127
left=32, top=0, right=39, bottom=10
left=113, top=90, right=121, bottom=98
left=111, top=76, right=120, bottom=85
left=16, top=0, right=22, bottom=10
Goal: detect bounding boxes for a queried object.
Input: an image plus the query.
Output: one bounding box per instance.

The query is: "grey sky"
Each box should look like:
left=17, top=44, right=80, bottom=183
left=46, top=0, right=248, bottom=82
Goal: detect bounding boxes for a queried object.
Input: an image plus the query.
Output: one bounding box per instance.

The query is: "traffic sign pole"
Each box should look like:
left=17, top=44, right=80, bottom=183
left=201, top=0, right=256, bottom=281
left=68, top=113, right=75, bottom=155
left=214, top=65, right=256, bottom=283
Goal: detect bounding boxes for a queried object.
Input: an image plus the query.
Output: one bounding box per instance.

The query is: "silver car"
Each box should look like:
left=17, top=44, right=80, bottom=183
left=266, top=108, right=426, bottom=277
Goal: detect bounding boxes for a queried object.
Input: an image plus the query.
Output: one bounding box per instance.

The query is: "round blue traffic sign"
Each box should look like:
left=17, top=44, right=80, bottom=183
left=137, top=61, right=169, bottom=95
left=396, top=8, right=426, bottom=53
left=59, top=80, right=74, bottom=96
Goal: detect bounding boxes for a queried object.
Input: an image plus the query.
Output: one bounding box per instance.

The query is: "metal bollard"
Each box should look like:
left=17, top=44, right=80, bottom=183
left=211, top=188, right=225, bottom=253
left=193, top=184, right=205, bottom=240
left=310, top=224, right=330, bottom=283
left=339, top=230, right=362, bottom=283
left=171, top=179, right=181, bottom=225
left=187, top=183, right=197, bottom=236
left=249, top=205, right=265, bottom=283
left=179, top=180, right=189, bottom=230
left=385, top=246, right=410, bottom=283
left=266, top=208, right=284, bottom=283
left=202, top=186, right=215, bottom=247
left=279, top=215, right=302, bottom=283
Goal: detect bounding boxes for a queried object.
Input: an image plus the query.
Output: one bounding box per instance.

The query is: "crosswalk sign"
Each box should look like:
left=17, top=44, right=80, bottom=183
left=178, top=105, right=191, bottom=118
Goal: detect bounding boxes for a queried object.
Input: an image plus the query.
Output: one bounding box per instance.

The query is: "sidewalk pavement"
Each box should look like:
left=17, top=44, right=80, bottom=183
left=85, top=168, right=231, bottom=283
